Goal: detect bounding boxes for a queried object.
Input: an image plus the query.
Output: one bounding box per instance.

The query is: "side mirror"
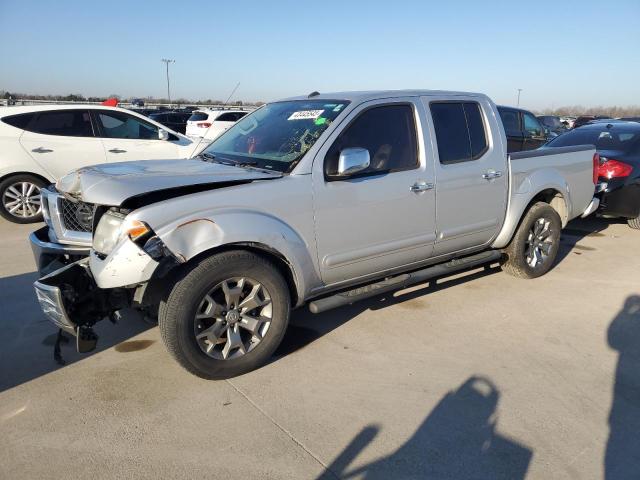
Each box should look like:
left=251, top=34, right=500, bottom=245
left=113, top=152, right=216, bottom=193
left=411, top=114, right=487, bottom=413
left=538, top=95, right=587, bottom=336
left=337, top=147, right=370, bottom=177
left=158, top=129, right=169, bottom=141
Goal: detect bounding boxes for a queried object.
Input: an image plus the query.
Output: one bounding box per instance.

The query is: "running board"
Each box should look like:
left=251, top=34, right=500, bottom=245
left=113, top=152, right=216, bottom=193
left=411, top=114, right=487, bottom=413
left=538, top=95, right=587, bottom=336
left=308, top=250, right=503, bottom=314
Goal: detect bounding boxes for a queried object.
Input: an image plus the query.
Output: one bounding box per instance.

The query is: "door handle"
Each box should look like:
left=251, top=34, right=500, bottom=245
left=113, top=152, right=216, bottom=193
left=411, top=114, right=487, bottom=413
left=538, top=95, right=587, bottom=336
left=31, top=147, right=53, bottom=153
left=108, top=148, right=127, bottom=154
left=482, top=170, right=503, bottom=180
left=410, top=181, right=434, bottom=193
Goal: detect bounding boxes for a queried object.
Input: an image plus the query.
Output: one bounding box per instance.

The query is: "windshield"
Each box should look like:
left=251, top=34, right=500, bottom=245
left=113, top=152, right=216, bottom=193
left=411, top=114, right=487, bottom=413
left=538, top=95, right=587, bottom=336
left=201, top=100, right=350, bottom=172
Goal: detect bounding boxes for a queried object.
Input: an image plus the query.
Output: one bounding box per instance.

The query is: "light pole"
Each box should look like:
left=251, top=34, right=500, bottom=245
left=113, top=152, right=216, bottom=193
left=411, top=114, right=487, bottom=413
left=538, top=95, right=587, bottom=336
left=161, top=58, right=175, bottom=105
left=517, top=88, right=522, bottom=107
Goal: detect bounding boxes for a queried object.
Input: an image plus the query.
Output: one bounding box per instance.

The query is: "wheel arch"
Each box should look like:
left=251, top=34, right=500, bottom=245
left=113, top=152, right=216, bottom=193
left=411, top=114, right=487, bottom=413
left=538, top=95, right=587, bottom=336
left=146, top=210, right=318, bottom=308
left=188, top=242, right=301, bottom=308
left=492, top=186, right=569, bottom=249
left=0, top=170, right=52, bottom=186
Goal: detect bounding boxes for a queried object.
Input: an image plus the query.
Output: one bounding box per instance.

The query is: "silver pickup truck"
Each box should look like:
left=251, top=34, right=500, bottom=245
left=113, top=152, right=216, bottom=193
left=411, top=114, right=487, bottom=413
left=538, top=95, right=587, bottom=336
left=32, top=90, right=599, bottom=379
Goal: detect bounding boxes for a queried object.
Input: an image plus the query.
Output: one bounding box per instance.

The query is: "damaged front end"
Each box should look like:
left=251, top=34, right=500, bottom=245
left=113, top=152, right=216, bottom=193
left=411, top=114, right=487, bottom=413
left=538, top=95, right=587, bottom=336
left=34, top=259, right=131, bottom=353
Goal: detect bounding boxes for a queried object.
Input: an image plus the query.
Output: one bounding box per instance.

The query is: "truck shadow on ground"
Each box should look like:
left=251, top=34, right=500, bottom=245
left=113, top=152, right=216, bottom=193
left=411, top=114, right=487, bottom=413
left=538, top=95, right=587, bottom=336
left=315, top=376, right=532, bottom=480
left=0, top=271, right=153, bottom=394
left=605, top=295, right=640, bottom=480
left=275, top=265, right=502, bottom=359
left=555, top=216, right=624, bottom=266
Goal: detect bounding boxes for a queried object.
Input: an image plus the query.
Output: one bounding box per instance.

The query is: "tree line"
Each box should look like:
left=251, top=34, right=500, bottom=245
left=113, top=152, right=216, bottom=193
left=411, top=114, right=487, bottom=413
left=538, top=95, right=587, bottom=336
left=1, top=91, right=264, bottom=107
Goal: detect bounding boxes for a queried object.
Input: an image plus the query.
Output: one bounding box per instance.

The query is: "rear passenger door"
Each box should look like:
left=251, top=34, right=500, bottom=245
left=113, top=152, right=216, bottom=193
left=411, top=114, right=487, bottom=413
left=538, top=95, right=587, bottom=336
left=426, top=99, right=507, bottom=256
left=312, top=100, right=436, bottom=285
left=19, top=109, right=106, bottom=179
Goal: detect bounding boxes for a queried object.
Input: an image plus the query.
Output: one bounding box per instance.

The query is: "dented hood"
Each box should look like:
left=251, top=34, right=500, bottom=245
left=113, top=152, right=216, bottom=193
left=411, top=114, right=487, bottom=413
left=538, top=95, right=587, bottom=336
left=56, top=159, right=282, bottom=205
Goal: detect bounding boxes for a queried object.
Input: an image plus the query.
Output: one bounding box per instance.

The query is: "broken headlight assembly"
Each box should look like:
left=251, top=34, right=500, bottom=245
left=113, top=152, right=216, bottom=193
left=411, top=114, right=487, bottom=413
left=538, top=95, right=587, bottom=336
left=92, top=210, right=152, bottom=256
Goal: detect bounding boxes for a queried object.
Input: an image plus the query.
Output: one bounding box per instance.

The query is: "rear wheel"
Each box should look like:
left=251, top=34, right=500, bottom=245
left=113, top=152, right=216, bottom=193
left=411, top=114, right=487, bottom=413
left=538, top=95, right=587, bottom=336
left=159, top=250, right=290, bottom=379
left=502, top=202, right=562, bottom=279
left=628, top=215, right=640, bottom=230
left=0, top=174, right=46, bottom=223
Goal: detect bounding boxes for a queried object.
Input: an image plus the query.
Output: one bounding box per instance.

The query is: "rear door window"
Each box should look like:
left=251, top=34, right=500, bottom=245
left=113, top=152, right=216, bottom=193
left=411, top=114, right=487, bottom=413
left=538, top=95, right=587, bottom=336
left=430, top=102, right=488, bottom=164
left=216, top=112, right=243, bottom=122
left=499, top=108, right=521, bottom=133
left=523, top=113, right=543, bottom=136
left=2, top=113, right=36, bottom=130
left=27, top=110, right=93, bottom=137
left=188, top=112, right=209, bottom=122
left=325, top=104, right=418, bottom=178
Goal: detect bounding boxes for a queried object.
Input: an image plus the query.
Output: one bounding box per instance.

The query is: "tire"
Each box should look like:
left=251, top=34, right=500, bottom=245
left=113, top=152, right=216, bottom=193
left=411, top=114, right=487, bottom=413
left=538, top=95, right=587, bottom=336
left=502, top=202, right=562, bottom=279
left=159, top=250, right=290, bottom=379
left=0, top=174, right=47, bottom=223
left=628, top=215, right=640, bottom=230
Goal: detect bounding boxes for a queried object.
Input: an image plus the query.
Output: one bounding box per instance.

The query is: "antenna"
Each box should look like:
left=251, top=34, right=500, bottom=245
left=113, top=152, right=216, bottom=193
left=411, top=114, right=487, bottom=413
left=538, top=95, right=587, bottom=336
left=223, top=82, right=241, bottom=106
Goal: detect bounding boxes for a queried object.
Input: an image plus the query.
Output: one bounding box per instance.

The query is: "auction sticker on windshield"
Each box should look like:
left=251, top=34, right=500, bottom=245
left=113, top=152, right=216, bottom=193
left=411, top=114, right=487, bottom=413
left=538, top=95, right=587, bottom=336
left=288, top=110, right=324, bottom=121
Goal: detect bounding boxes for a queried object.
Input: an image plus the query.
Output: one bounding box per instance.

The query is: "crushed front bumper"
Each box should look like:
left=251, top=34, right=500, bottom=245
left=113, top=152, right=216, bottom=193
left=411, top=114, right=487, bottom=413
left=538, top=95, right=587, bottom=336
left=33, top=259, right=92, bottom=335
left=30, top=226, right=91, bottom=276
left=33, top=258, right=131, bottom=352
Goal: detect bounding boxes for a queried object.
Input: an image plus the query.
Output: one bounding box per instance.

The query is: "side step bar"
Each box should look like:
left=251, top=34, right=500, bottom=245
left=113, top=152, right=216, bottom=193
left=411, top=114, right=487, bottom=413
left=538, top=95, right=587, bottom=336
left=308, top=250, right=503, bottom=314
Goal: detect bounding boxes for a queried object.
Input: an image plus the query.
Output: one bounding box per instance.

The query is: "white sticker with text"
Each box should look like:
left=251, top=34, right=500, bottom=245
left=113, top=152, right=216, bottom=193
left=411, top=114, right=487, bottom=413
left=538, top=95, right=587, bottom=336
left=288, top=110, right=324, bottom=121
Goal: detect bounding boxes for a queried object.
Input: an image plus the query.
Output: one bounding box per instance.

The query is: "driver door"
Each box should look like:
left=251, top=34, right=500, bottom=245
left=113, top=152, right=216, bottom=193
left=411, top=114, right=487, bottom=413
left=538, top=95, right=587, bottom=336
left=311, top=100, right=436, bottom=285
left=92, top=109, right=182, bottom=162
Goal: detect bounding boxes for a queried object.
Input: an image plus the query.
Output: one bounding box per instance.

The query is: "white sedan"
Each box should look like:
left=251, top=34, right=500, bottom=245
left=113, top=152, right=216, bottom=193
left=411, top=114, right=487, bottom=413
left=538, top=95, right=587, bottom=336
left=0, top=104, right=199, bottom=223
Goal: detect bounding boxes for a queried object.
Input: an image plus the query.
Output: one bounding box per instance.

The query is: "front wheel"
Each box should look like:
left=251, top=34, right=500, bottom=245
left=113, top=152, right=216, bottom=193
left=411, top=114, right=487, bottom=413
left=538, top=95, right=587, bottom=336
left=502, top=202, right=562, bottom=279
left=628, top=214, right=640, bottom=230
left=159, top=250, right=290, bottom=379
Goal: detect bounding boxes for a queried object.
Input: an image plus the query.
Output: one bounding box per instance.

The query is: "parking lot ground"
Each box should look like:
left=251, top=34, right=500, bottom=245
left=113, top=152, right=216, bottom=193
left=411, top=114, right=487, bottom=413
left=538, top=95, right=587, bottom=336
left=0, top=216, right=638, bottom=479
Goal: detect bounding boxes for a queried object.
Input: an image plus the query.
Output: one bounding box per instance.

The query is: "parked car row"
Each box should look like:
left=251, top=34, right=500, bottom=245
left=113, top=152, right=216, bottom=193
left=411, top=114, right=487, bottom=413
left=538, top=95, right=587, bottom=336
left=28, top=89, right=604, bottom=380
left=0, top=105, right=200, bottom=223
left=0, top=105, right=251, bottom=223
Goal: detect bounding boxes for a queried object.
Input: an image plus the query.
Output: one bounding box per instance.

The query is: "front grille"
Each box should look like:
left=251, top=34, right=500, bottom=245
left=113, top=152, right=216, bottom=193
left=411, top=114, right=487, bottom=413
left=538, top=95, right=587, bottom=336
left=60, top=198, right=94, bottom=232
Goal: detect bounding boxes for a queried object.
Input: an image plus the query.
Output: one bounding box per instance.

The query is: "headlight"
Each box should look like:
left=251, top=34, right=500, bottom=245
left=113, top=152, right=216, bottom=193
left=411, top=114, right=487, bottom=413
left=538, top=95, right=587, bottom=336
left=93, top=210, right=151, bottom=256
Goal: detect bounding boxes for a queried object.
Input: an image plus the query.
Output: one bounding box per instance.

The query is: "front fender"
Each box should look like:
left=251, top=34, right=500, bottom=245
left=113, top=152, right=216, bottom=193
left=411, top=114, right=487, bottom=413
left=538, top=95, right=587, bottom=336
left=492, top=168, right=571, bottom=249
left=153, top=209, right=318, bottom=304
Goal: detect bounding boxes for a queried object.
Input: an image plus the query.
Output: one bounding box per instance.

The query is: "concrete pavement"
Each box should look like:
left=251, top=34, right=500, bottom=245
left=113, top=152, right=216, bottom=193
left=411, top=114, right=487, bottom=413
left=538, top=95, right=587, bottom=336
left=0, top=216, right=638, bottom=479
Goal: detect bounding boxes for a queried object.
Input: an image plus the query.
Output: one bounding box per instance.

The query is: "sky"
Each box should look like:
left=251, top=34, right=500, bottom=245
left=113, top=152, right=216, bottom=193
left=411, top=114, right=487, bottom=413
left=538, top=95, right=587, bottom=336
left=1, top=0, right=639, bottom=110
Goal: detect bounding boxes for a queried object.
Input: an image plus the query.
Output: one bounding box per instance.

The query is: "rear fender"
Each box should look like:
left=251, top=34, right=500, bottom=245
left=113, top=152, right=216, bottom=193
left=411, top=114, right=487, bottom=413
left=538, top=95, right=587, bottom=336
left=492, top=168, right=571, bottom=249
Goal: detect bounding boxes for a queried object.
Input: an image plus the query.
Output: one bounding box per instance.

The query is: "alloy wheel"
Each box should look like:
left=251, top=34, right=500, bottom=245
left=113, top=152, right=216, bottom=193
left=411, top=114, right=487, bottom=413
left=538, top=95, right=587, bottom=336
left=525, top=218, right=554, bottom=268
left=193, top=277, right=273, bottom=360
left=2, top=181, right=42, bottom=219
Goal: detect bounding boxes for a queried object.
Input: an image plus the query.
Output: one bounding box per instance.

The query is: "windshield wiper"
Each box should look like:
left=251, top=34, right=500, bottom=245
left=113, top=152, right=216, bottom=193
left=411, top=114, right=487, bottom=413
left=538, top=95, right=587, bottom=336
left=198, top=152, right=218, bottom=162
left=199, top=152, right=269, bottom=171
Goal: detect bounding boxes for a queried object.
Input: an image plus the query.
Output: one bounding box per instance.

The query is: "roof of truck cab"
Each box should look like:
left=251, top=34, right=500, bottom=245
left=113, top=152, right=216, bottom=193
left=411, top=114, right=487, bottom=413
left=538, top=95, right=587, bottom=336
left=282, top=90, right=489, bottom=103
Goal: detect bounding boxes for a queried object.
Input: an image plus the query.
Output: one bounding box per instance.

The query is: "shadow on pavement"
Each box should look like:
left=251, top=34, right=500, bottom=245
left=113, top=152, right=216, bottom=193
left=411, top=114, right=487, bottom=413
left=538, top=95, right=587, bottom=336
left=275, top=265, right=502, bottom=359
left=606, top=295, right=640, bottom=480
left=317, top=376, right=532, bottom=479
left=0, top=271, right=153, bottom=393
left=555, top=216, right=623, bottom=266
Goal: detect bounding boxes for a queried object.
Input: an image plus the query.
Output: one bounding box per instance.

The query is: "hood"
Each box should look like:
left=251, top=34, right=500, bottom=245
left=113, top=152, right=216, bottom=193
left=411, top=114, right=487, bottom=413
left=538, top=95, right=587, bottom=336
left=56, top=159, right=282, bottom=206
